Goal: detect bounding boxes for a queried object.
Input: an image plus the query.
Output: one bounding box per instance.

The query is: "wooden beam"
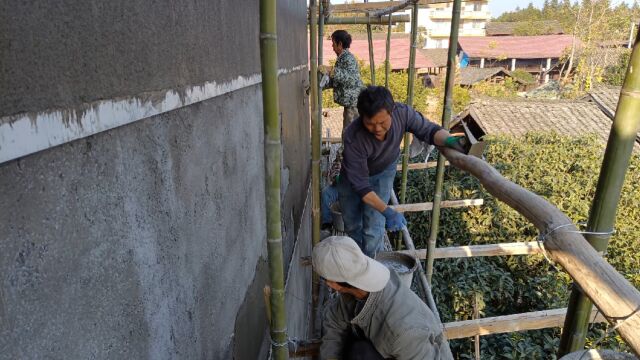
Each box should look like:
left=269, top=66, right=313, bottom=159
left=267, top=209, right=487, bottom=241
left=396, top=161, right=449, bottom=171
left=397, top=242, right=544, bottom=260
left=440, top=147, right=640, bottom=354
left=390, top=198, right=483, bottom=213
left=443, top=308, right=606, bottom=340
left=324, top=14, right=410, bottom=25
left=322, top=137, right=342, bottom=143
left=330, top=0, right=454, bottom=13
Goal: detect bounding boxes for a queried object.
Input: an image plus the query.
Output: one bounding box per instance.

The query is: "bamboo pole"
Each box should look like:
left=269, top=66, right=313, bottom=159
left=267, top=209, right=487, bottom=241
left=440, top=148, right=640, bottom=355
left=309, top=0, right=322, bottom=346
left=385, top=17, right=392, bottom=88
left=399, top=0, right=419, bottom=205
left=390, top=198, right=483, bottom=213
left=370, top=0, right=417, bottom=18
left=390, top=190, right=441, bottom=323
left=425, top=0, right=462, bottom=284
left=558, top=25, right=640, bottom=356
left=443, top=308, right=606, bottom=340
left=260, top=0, right=288, bottom=357
left=323, top=14, right=410, bottom=25
left=365, top=1, right=376, bottom=86
left=397, top=242, right=544, bottom=259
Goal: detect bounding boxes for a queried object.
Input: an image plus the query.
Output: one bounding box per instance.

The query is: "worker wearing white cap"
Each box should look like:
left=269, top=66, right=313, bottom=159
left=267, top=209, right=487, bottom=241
left=313, top=236, right=453, bottom=360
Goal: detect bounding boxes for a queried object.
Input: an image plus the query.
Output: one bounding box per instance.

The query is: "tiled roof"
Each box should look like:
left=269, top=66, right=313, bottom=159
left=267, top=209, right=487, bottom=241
left=486, top=21, right=564, bottom=36
left=458, top=35, right=576, bottom=59
left=322, top=108, right=344, bottom=139
left=460, top=99, right=616, bottom=146
left=419, top=48, right=449, bottom=68
left=458, top=67, right=514, bottom=86
left=320, top=37, right=436, bottom=69
left=585, top=84, right=640, bottom=143
left=587, top=84, right=621, bottom=119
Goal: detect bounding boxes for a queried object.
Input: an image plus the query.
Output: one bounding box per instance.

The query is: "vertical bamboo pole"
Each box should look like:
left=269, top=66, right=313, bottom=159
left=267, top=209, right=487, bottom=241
left=399, top=1, right=419, bottom=205
left=365, top=1, right=376, bottom=85
left=385, top=17, right=392, bottom=88
left=425, top=0, right=462, bottom=283
left=318, top=0, right=324, bottom=152
left=558, top=26, right=640, bottom=356
left=309, top=0, right=322, bottom=343
left=260, top=0, right=289, bottom=357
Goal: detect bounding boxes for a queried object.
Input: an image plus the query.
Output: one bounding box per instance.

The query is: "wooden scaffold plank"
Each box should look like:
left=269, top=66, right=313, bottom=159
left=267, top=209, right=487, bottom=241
left=391, top=198, right=483, bottom=213
left=397, top=242, right=544, bottom=260
left=444, top=308, right=606, bottom=340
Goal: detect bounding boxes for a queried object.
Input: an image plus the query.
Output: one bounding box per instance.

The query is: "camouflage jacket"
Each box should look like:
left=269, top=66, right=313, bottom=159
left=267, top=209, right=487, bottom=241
left=329, top=50, right=363, bottom=107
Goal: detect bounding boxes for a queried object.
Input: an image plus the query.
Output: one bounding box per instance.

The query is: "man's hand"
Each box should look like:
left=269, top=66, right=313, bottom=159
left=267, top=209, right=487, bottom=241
left=444, top=135, right=469, bottom=154
left=382, top=207, right=407, bottom=232
left=318, top=65, right=333, bottom=75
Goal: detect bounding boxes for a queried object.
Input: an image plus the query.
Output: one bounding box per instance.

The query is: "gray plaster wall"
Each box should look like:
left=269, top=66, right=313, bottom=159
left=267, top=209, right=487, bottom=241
left=0, top=0, right=311, bottom=359
left=0, top=0, right=307, bottom=118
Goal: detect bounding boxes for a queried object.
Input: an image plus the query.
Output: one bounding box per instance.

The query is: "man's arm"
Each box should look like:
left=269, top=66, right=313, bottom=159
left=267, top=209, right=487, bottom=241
left=404, top=105, right=469, bottom=153
left=320, top=298, right=351, bottom=360
left=362, top=191, right=407, bottom=232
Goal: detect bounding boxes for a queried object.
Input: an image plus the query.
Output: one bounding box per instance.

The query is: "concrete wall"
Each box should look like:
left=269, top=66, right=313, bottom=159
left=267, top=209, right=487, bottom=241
left=0, top=0, right=311, bottom=359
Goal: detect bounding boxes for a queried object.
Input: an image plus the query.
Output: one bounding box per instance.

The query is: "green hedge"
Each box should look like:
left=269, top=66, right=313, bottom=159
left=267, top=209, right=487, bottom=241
left=396, top=133, right=640, bottom=358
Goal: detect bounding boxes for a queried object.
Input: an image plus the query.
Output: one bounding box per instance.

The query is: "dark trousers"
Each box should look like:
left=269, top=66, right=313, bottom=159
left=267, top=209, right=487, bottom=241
left=345, top=339, right=385, bottom=360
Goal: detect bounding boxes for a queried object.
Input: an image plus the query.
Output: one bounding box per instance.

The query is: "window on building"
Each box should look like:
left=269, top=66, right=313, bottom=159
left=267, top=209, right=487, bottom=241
left=473, top=2, right=482, bottom=11
left=434, top=39, right=443, bottom=48
left=472, top=20, right=483, bottom=29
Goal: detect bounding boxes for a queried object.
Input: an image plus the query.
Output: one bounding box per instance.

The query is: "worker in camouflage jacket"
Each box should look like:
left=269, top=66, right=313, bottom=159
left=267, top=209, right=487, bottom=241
left=313, top=236, right=454, bottom=360
left=319, top=30, right=364, bottom=135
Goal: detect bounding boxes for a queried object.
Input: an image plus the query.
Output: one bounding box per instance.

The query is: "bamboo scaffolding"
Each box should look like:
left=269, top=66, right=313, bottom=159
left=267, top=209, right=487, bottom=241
left=323, top=14, right=409, bottom=25
left=399, top=1, right=419, bottom=205
left=390, top=198, right=483, bottom=213
left=425, top=0, right=462, bottom=284
left=260, top=0, right=289, bottom=357
left=365, top=0, right=376, bottom=86
left=309, top=0, right=322, bottom=346
left=396, top=161, right=448, bottom=170
left=390, top=190, right=441, bottom=323
left=444, top=308, right=606, bottom=340
left=558, top=25, right=640, bottom=356
left=397, top=242, right=543, bottom=259
left=440, top=147, right=640, bottom=355
left=385, top=17, right=392, bottom=88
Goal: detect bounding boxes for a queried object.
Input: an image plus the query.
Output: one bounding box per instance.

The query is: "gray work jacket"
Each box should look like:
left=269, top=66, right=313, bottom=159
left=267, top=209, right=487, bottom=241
left=321, top=271, right=454, bottom=360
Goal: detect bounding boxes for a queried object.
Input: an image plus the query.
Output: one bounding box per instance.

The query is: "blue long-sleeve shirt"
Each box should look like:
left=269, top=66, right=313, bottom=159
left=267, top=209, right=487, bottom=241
left=341, top=103, right=443, bottom=198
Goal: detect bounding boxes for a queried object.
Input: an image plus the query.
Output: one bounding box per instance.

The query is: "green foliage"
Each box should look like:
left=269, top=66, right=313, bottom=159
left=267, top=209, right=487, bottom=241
left=396, top=133, right=640, bottom=358
left=471, top=78, right=520, bottom=99
left=603, top=49, right=632, bottom=86
left=510, top=69, right=536, bottom=84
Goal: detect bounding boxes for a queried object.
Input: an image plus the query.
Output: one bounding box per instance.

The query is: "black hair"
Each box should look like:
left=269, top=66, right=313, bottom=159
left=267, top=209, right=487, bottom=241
left=337, top=281, right=355, bottom=289
left=331, top=30, right=352, bottom=49
left=357, top=86, right=395, bottom=119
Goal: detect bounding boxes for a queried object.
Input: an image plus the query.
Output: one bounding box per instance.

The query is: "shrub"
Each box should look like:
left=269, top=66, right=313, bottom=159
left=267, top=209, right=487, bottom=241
left=396, top=133, right=640, bottom=358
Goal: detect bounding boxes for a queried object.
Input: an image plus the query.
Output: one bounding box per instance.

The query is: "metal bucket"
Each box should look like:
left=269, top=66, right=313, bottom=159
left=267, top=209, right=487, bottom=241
left=375, top=252, right=418, bottom=288
left=330, top=202, right=345, bottom=233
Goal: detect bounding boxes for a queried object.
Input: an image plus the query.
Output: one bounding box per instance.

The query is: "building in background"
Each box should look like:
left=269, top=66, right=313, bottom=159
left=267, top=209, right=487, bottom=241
left=402, top=0, right=489, bottom=49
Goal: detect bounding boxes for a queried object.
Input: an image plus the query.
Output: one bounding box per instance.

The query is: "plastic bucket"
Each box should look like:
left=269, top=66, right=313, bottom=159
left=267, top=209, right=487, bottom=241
left=330, top=202, right=345, bottom=232
left=375, top=252, right=418, bottom=288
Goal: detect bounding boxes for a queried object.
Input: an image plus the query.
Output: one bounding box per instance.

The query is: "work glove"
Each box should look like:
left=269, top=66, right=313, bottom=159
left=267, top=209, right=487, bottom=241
left=444, top=135, right=470, bottom=154
left=382, top=207, right=407, bottom=232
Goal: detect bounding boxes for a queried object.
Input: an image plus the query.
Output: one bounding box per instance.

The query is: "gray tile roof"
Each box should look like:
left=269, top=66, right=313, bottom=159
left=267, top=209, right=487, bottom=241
left=419, top=48, right=449, bottom=68
left=587, top=84, right=621, bottom=119
left=459, top=99, right=617, bottom=146
left=486, top=20, right=564, bottom=36
left=458, top=67, right=515, bottom=86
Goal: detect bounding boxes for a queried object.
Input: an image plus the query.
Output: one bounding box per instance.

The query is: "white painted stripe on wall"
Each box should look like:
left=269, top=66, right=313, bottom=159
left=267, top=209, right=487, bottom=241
left=0, top=64, right=308, bottom=164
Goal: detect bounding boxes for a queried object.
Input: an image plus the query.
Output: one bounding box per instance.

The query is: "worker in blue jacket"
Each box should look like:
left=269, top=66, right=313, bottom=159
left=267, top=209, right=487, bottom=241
left=338, top=86, right=467, bottom=257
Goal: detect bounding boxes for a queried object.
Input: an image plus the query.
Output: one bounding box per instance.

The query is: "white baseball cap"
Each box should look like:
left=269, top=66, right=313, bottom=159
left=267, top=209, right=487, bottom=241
left=312, top=236, right=390, bottom=292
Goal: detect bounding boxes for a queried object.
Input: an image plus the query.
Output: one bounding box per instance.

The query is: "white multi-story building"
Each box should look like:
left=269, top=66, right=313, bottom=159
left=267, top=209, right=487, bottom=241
left=404, top=0, right=490, bottom=49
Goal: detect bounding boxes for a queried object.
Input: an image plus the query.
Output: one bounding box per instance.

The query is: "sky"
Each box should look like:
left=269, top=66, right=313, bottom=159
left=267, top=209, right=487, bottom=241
left=328, top=0, right=635, bottom=17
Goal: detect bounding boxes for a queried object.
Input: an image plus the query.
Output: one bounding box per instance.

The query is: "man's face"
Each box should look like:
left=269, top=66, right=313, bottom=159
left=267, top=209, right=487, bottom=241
left=363, top=109, right=392, bottom=140
left=331, top=39, right=343, bottom=56
left=325, top=280, right=348, bottom=293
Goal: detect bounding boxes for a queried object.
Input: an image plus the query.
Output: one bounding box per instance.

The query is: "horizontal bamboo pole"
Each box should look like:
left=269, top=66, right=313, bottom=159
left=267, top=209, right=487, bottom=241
left=390, top=198, right=483, bottom=213
left=321, top=137, right=342, bottom=143
left=396, top=161, right=449, bottom=171
left=440, top=147, right=640, bottom=355
left=324, top=14, right=410, bottom=25
left=331, top=0, right=453, bottom=14
left=443, top=308, right=606, bottom=340
left=397, top=242, right=543, bottom=260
